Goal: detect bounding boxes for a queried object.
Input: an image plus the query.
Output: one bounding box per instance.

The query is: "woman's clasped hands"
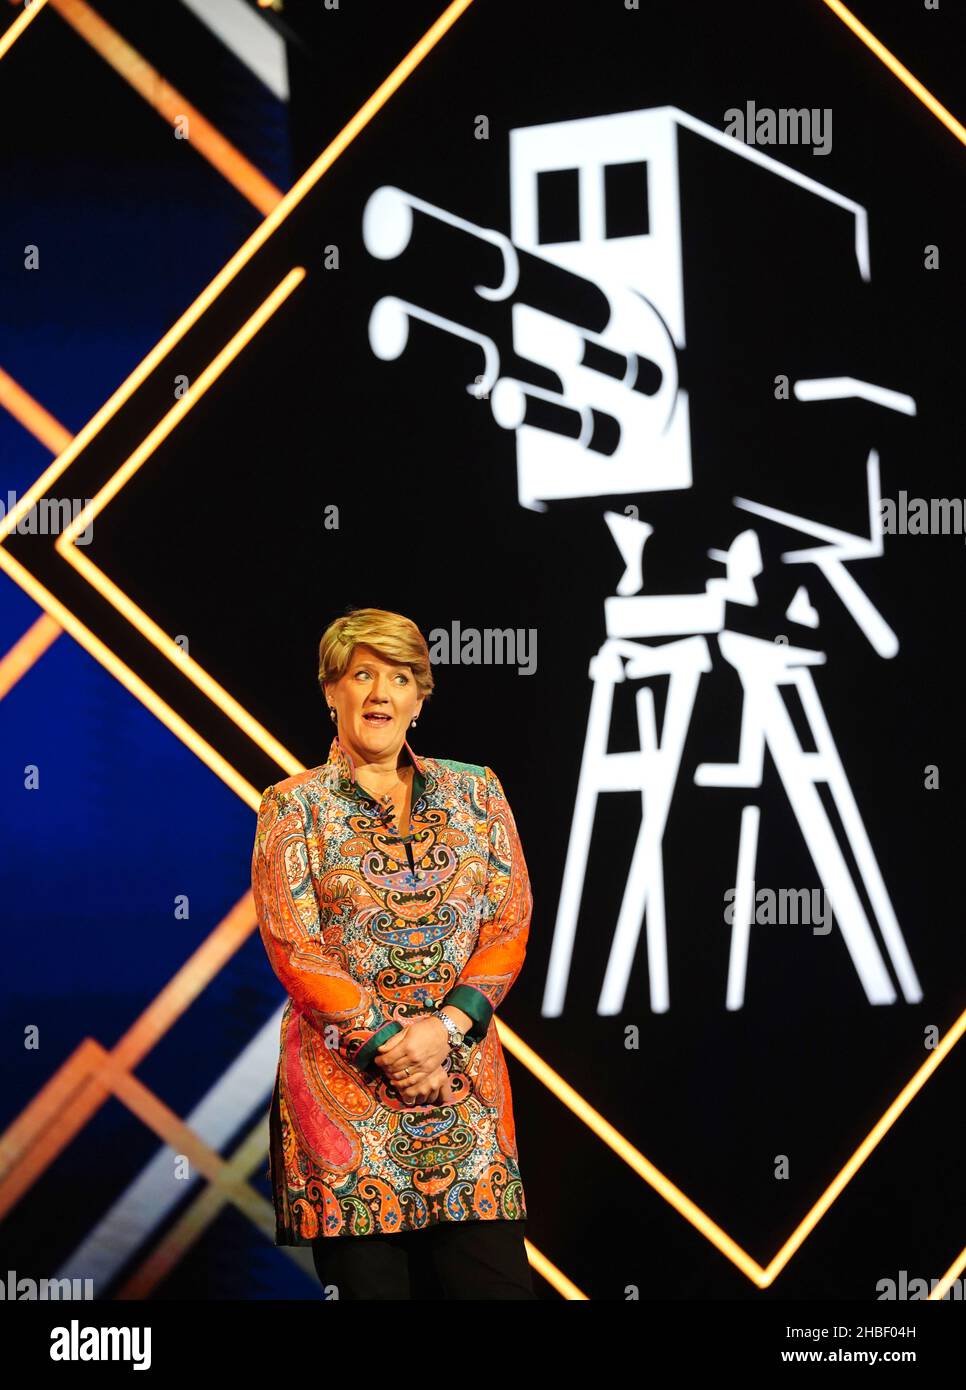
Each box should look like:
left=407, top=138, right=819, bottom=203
left=372, top=1014, right=455, bottom=1106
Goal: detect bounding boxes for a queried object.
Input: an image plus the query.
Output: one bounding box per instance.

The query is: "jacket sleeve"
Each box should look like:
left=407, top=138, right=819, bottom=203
left=251, top=783, right=403, bottom=1071
left=441, top=766, right=532, bottom=1042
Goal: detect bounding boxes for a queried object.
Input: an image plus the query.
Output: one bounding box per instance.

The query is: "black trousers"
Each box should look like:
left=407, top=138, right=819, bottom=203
left=311, top=1218, right=536, bottom=1300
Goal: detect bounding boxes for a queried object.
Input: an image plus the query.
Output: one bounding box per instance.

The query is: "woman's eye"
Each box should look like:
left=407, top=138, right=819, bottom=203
left=353, top=669, right=408, bottom=684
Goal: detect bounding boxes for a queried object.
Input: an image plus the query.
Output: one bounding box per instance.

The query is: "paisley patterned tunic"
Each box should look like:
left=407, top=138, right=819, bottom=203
left=250, top=734, right=533, bottom=1243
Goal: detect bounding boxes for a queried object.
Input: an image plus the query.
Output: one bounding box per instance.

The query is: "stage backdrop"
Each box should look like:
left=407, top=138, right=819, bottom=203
left=0, top=0, right=963, bottom=1300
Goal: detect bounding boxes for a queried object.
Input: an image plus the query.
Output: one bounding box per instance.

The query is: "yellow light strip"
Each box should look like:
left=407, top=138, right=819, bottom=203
left=47, top=0, right=284, bottom=212
left=0, top=364, right=73, bottom=454
left=523, top=1240, right=588, bottom=1300
left=496, top=1017, right=766, bottom=1282
left=929, top=1243, right=966, bottom=1301
left=0, top=613, right=62, bottom=700
left=0, top=0, right=475, bottom=540
left=823, top=0, right=966, bottom=146
left=51, top=267, right=308, bottom=775
left=0, top=366, right=71, bottom=707
left=0, top=541, right=261, bottom=806
left=0, top=0, right=50, bottom=63
left=0, top=1040, right=110, bottom=1216
left=116, top=1122, right=279, bottom=1299
left=758, top=1006, right=966, bottom=1285
left=56, top=265, right=302, bottom=538
left=54, top=265, right=303, bottom=542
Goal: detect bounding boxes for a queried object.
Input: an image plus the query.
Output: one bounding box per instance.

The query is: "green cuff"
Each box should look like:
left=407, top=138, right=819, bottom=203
left=441, top=984, right=492, bottom=1041
left=354, top=1020, right=403, bottom=1071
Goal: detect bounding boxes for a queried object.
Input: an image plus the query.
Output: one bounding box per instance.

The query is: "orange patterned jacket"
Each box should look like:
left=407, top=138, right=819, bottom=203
left=251, top=734, right=532, bottom=1243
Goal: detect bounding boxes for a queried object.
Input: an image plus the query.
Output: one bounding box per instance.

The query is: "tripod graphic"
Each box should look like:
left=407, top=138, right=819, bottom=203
left=541, top=457, right=922, bottom=1015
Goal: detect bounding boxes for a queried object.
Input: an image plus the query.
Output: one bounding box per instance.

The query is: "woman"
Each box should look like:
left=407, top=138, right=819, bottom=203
left=250, top=607, right=536, bottom=1299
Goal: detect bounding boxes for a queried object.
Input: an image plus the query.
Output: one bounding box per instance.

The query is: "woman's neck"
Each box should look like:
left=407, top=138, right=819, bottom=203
left=341, top=737, right=411, bottom=781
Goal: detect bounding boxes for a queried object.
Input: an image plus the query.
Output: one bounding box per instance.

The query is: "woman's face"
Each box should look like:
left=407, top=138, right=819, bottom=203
left=325, top=644, right=424, bottom=764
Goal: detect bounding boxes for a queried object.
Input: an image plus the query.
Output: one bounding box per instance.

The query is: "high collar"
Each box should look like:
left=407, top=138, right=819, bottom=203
left=326, top=733, right=425, bottom=789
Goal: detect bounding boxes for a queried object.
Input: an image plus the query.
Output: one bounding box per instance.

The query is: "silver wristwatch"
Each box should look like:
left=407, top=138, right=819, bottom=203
left=437, top=1009, right=465, bottom=1049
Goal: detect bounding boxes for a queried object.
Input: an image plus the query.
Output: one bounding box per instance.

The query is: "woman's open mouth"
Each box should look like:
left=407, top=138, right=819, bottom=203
left=363, top=713, right=393, bottom=724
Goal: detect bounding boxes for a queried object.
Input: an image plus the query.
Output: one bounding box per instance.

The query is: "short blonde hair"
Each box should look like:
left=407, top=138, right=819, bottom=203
left=318, top=607, right=435, bottom=702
